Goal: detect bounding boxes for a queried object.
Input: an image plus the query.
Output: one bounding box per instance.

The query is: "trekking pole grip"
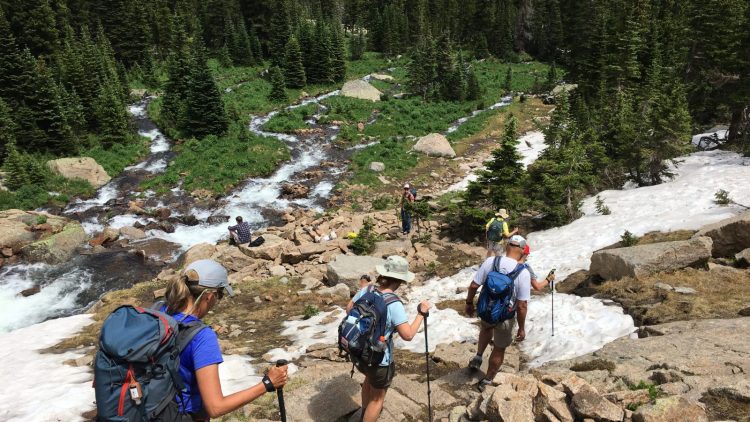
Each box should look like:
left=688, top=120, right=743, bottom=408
left=275, top=359, right=288, bottom=422
left=417, top=303, right=429, bottom=318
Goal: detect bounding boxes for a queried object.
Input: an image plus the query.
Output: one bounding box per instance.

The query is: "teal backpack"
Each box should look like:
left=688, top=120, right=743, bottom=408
left=487, top=218, right=505, bottom=242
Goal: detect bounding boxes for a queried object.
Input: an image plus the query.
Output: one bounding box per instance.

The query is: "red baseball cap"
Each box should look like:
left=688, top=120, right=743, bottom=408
left=523, top=244, right=530, bottom=255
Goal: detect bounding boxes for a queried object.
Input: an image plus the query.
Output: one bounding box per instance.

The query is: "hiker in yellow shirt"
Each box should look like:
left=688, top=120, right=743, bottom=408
left=485, top=209, right=517, bottom=257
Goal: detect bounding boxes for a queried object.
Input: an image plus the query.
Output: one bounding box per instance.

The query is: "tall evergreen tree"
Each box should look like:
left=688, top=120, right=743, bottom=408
left=7, top=0, right=60, bottom=58
left=0, top=97, right=15, bottom=162
left=0, top=9, right=32, bottom=106
left=184, top=43, right=229, bottom=138
left=2, top=141, right=30, bottom=190
left=307, top=22, right=332, bottom=84
left=94, top=83, right=130, bottom=147
left=504, top=67, right=513, bottom=93
left=25, top=55, right=73, bottom=154
left=466, top=116, right=526, bottom=212
left=283, top=36, right=306, bottom=88
left=268, top=65, right=288, bottom=102
left=330, top=26, right=347, bottom=83
left=269, top=0, right=290, bottom=67
left=465, top=66, right=481, bottom=101
left=350, top=31, right=366, bottom=60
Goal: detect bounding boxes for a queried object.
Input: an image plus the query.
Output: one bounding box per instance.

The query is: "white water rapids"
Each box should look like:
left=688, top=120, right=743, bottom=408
left=4, top=75, right=750, bottom=420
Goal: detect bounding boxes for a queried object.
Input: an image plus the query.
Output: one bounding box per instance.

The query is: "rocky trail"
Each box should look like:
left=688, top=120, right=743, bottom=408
left=2, top=80, right=750, bottom=421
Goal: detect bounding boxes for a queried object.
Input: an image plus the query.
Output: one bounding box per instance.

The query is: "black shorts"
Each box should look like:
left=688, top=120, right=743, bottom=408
left=364, top=362, right=396, bottom=389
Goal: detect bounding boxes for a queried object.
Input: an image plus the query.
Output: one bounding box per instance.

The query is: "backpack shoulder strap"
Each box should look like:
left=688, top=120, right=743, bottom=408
left=509, top=263, right=527, bottom=280
left=382, top=292, right=402, bottom=306
left=176, top=320, right=208, bottom=353
left=492, top=256, right=502, bottom=273
left=149, top=300, right=166, bottom=310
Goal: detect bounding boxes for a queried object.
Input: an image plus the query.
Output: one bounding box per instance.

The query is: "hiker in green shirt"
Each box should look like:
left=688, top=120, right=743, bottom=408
left=485, top=209, right=517, bottom=257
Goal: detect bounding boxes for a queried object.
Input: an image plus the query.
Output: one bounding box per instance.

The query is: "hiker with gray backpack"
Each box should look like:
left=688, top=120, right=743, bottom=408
left=464, top=235, right=532, bottom=391
left=94, top=259, right=288, bottom=421
left=339, top=256, right=431, bottom=422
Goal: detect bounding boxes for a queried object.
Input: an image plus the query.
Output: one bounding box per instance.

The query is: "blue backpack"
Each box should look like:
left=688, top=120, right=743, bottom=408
left=338, top=286, right=402, bottom=371
left=93, top=304, right=206, bottom=421
left=476, top=257, right=527, bottom=324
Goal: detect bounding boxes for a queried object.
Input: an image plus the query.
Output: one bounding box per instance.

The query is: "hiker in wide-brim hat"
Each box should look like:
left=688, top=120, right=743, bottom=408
left=344, top=256, right=430, bottom=422
left=485, top=208, right=518, bottom=258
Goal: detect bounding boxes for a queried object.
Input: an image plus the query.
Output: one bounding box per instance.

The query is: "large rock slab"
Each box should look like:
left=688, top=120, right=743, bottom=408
left=282, top=242, right=337, bottom=265
left=571, top=386, right=624, bottom=422
left=181, top=243, right=218, bottom=267
left=694, top=210, right=750, bottom=257
left=413, top=133, right=456, bottom=158
left=21, top=222, right=86, bottom=264
left=369, top=238, right=413, bottom=259
left=632, top=396, right=708, bottom=422
left=46, top=157, right=110, bottom=188
left=0, top=210, right=71, bottom=253
left=341, top=79, right=382, bottom=101
left=589, top=237, right=712, bottom=280
left=539, top=318, right=750, bottom=404
left=486, top=386, right=535, bottom=422
left=239, top=233, right=288, bottom=261
left=326, top=255, right=385, bottom=292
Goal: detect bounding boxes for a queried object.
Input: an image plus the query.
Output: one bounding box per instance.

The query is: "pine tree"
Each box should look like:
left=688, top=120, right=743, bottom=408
left=94, top=83, right=130, bottom=147
left=474, top=34, right=490, bottom=59
left=504, top=67, right=513, bottom=93
left=0, top=98, right=16, bottom=162
left=25, top=54, right=73, bottom=154
left=269, top=0, right=290, bottom=67
left=231, top=19, right=255, bottom=66
left=161, top=23, right=192, bottom=132
left=330, top=26, right=347, bottom=83
left=283, top=36, right=306, bottom=88
left=218, top=43, right=233, bottom=67
left=10, top=0, right=60, bottom=58
left=248, top=24, right=263, bottom=64
left=3, top=141, right=30, bottom=190
left=307, top=22, right=333, bottom=84
left=268, top=66, right=288, bottom=102
left=466, top=116, right=526, bottom=212
left=547, top=61, right=558, bottom=89
left=466, top=66, right=481, bottom=101
left=298, top=21, right=315, bottom=73
left=0, top=9, right=32, bottom=106
left=184, top=43, right=229, bottom=138
left=350, top=31, right=365, bottom=60
left=407, top=35, right=436, bottom=100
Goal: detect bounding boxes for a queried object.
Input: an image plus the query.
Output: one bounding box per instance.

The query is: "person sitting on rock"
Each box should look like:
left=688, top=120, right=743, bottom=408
left=465, top=235, right=532, bottom=391
left=345, top=256, right=431, bottom=422
left=519, top=243, right=555, bottom=291
left=400, top=183, right=415, bottom=235
left=484, top=209, right=517, bottom=257
left=228, top=216, right=251, bottom=245
left=162, top=259, right=288, bottom=420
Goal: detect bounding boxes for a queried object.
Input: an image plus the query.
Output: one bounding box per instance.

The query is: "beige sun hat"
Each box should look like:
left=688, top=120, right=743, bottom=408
left=495, top=208, right=509, bottom=219
left=375, top=255, right=415, bottom=283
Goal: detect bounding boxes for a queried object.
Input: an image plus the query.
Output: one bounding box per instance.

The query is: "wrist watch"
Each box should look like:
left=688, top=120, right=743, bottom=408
left=262, top=374, right=275, bottom=392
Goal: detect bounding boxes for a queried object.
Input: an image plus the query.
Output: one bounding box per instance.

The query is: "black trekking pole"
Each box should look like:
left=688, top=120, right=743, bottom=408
left=419, top=305, right=432, bottom=422
left=548, top=269, right=556, bottom=337
left=276, top=359, right=288, bottom=422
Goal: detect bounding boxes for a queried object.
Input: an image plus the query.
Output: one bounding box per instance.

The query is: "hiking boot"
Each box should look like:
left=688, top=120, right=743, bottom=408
left=468, top=355, right=482, bottom=370
left=476, top=378, right=492, bottom=392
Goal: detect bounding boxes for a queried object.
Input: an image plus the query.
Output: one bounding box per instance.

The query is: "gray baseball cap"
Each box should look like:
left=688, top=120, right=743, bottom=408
left=185, top=259, right=235, bottom=296
left=508, top=235, right=527, bottom=249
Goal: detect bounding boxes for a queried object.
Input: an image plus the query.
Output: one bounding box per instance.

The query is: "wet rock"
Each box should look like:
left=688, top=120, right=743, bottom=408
left=281, top=183, right=310, bottom=199
left=341, top=79, right=382, bottom=101
left=207, top=215, right=230, bottom=224
left=413, top=133, right=456, bottom=158
left=589, top=237, right=712, bottom=280
left=369, top=161, right=385, bottom=172
left=120, top=226, right=146, bottom=240
left=181, top=215, right=200, bottom=226
left=21, top=222, right=86, bottom=264
left=46, top=157, right=110, bottom=188
left=19, top=285, right=41, bottom=297
left=144, top=221, right=175, bottom=233
left=326, top=255, right=386, bottom=293
left=153, top=208, right=171, bottom=219
left=571, top=386, right=624, bottom=422
left=632, top=396, right=707, bottom=422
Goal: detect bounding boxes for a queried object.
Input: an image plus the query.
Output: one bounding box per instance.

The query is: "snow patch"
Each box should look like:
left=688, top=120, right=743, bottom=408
left=0, top=314, right=95, bottom=421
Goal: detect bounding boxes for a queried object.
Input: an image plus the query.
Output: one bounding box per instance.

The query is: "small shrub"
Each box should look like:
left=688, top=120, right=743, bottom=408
left=413, top=231, right=432, bottom=245
left=570, top=358, right=616, bottom=372
left=621, top=230, right=639, bottom=247
left=350, top=217, right=379, bottom=255
left=35, top=214, right=47, bottom=225
left=595, top=196, right=611, bottom=215
left=303, top=305, right=320, bottom=320
left=372, top=195, right=393, bottom=211
left=424, top=262, right=438, bottom=277
left=629, top=381, right=659, bottom=401
left=714, top=189, right=731, bottom=205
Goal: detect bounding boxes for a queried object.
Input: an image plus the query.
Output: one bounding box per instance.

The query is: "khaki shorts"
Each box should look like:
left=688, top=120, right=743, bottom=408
left=487, top=240, right=504, bottom=253
left=481, top=318, right=516, bottom=348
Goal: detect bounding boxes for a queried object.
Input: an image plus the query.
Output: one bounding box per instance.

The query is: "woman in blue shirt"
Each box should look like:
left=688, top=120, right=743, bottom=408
left=346, top=256, right=431, bottom=422
left=164, top=259, right=288, bottom=421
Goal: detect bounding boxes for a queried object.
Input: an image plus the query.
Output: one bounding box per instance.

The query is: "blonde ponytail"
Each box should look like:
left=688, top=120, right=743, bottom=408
left=165, top=269, right=207, bottom=314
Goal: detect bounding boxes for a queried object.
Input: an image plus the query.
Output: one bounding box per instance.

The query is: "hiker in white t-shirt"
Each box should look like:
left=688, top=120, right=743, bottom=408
left=464, top=235, right=531, bottom=391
